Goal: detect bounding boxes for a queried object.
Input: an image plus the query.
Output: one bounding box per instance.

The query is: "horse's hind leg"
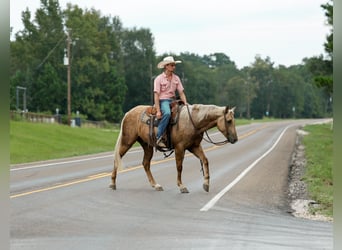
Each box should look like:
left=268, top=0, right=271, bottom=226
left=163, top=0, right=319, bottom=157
left=110, top=140, right=133, bottom=190
left=140, top=141, right=163, bottom=191
left=189, top=145, right=210, bottom=192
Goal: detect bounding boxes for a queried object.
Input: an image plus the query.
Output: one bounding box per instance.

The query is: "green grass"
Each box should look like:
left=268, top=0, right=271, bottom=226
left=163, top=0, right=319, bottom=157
left=10, top=121, right=119, bottom=164
left=302, top=123, right=333, bottom=218
left=235, top=118, right=251, bottom=126
left=236, top=117, right=281, bottom=125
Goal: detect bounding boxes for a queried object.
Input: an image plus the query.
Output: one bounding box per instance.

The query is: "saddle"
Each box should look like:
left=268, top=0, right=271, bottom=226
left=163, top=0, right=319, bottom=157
left=141, top=100, right=184, bottom=151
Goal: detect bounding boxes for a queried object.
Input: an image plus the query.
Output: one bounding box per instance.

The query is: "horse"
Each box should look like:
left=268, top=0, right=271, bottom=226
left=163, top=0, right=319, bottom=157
left=109, top=104, right=238, bottom=193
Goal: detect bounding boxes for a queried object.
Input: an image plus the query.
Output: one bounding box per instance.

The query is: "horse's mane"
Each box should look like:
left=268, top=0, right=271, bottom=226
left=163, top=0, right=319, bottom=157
left=183, top=104, right=226, bottom=124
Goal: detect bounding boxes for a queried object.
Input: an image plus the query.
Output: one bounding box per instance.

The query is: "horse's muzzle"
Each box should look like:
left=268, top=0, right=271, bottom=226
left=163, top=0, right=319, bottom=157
left=229, top=137, right=238, bottom=144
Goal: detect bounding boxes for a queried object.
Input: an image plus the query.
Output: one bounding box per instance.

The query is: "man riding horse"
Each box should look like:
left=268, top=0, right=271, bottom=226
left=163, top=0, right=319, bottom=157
left=109, top=56, right=238, bottom=193
left=154, top=56, right=188, bottom=148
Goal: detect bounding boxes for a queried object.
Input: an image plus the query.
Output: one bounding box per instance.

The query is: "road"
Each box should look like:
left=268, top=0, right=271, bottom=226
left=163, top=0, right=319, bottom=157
left=10, top=120, right=333, bottom=250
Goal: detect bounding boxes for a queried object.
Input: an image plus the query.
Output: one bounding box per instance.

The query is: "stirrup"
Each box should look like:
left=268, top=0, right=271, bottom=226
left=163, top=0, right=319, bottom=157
left=157, top=137, right=167, bottom=148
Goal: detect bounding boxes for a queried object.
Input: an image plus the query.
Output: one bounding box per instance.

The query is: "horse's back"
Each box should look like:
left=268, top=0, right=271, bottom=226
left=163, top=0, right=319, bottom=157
left=121, top=105, right=152, bottom=140
left=126, top=105, right=150, bottom=114
left=124, top=105, right=149, bottom=119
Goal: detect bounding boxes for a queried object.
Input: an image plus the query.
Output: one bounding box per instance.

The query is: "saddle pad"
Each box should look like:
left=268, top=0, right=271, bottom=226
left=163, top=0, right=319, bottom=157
left=141, top=111, right=159, bottom=127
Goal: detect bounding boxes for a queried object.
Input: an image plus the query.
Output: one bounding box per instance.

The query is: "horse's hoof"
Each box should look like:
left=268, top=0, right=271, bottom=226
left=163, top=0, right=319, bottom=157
left=109, top=184, right=116, bottom=190
left=155, top=184, right=164, bottom=191
left=180, top=187, right=189, bottom=193
left=203, top=183, right=209, bottom=192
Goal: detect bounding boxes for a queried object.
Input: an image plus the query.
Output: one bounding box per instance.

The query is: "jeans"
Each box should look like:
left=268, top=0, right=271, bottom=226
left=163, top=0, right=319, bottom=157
left=157, top=99, right=172, bottom=139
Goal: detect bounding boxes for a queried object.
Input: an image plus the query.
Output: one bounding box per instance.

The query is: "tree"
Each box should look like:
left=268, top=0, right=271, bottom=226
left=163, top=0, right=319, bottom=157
left=10, top=0, right=65, bottom=114
left=63, top=5, right=127, bottom=121
left=221, top=76, right=248, bottom=118
left=121, top=27, right=156, bottom=111
left=238, top=68, right=259, bottom=119
left=305, top=0, right=333, bottom=102
left=321, top=0, right=333, bottom=59
left=33, top=62, right=65, bottom=112
left=249, top=55, right=274, bottom=118
left=175, top=53, right=216, bottom=104
left=270, top=66, right=305, bottom=118
left=176, top=52, right=239, bottom=106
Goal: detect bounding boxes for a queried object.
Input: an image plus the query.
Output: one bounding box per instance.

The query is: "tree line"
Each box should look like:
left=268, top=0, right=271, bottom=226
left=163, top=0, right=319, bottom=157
left=10, top=0, right=333, bottom=123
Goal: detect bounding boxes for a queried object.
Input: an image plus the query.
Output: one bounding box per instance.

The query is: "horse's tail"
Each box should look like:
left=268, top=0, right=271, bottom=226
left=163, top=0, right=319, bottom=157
left=111, top=113, right=130, bottom=190
left=113, top=119, right=124, bottom=171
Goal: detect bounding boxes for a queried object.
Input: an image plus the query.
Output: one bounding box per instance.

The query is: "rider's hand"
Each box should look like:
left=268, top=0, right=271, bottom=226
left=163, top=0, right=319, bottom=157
left=156, top=111, right=162, bottom=119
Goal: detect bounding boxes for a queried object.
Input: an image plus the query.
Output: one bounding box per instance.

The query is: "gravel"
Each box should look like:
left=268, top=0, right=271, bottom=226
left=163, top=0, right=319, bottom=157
left=287, top=128, right=333, bottom=222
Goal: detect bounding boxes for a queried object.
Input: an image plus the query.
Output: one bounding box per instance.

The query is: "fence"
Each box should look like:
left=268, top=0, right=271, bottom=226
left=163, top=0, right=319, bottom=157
left=10, top=111, right=58, bottom=124
left=10, top=110, right=119, bottom=129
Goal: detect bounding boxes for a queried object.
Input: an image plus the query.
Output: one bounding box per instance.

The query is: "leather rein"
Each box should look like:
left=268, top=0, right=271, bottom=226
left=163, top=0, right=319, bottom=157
left=186, top=105, right=231, bottom=146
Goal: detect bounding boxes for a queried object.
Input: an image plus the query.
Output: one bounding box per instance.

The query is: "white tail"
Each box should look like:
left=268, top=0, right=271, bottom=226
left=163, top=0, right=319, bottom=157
left=113, top=121, right=124, bottom=171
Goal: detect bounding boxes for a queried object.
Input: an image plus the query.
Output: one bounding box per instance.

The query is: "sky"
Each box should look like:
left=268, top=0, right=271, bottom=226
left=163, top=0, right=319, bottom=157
left=10, top=0, right=330, bottom=69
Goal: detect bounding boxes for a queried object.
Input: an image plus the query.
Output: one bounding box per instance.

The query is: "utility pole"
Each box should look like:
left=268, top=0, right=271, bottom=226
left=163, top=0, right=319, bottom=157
left=16, top=86, right=27, bottom=111
left=150, top=64, right=153, bottom=106
left=150, top=63, right=157, bottom=106
left=65, top=29, right=72, bottom=126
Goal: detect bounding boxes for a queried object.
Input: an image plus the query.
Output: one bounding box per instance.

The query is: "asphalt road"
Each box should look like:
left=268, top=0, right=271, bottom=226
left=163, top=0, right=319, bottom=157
left=10, top=119, right=333, bottom=250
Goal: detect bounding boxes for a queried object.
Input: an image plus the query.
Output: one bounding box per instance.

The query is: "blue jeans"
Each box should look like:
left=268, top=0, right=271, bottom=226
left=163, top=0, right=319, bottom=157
left=157, top=99, right=172, bottom=139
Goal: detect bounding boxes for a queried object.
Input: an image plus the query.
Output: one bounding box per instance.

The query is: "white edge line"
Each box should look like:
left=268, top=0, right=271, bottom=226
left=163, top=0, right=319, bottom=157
left=10, top=155, right=112, bottom=171
left=10, top=148, right=145, bottom=172
left=200, top=125, right=291, bottom=212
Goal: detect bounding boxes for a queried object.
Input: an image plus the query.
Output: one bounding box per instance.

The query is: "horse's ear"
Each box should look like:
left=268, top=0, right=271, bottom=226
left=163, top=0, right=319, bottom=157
left=226, top=106, right=236, bottom=112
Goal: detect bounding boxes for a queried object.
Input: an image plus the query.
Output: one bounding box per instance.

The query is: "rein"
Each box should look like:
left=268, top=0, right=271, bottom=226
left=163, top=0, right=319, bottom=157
left=203, top=130, right=229, bottom=146
left=186, top=105, right=230, bottom=146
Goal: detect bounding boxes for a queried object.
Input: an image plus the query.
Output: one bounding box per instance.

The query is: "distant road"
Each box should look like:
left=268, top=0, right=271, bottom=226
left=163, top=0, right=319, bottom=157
left=10, top=119, right=333, bottom=250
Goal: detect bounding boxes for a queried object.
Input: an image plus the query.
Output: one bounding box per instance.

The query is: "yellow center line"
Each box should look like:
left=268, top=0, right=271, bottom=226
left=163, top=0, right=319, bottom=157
left=10, top=125, right=267, bottom=199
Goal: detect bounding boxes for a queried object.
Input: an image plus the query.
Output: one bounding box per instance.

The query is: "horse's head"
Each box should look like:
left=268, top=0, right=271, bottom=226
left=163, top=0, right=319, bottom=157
left=217, top=106, right=238, bottom=144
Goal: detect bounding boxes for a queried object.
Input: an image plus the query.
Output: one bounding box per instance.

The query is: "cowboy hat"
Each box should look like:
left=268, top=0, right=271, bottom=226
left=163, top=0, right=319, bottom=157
left=157, top=56, right=182, bottom=69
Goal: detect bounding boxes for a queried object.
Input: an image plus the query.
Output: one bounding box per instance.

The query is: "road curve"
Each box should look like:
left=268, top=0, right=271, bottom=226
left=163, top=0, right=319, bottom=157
left=10, top=119, right=333, bottom=250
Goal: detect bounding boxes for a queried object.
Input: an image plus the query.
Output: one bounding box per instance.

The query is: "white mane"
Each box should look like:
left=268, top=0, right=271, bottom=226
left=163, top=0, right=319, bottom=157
left=180, top=104, right=226, bottom=125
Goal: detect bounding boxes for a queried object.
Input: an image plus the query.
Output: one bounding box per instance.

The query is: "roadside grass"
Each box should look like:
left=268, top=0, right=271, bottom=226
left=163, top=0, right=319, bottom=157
left=302, top=123, right=333, bottom=218
left=10, top=121, right=119, bottom=164
left=238, top=117, right=281, bottom=125
left=235, top=119, right=251, bottom=126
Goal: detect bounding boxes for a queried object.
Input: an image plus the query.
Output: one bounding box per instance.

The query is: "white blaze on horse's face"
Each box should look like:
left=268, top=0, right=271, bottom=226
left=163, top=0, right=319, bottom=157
left=218, top=106, right=238, bottom=144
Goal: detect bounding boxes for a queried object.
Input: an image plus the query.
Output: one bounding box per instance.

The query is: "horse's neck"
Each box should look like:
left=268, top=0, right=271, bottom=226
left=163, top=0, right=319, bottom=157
left=189, top=104, right=225, bottom=132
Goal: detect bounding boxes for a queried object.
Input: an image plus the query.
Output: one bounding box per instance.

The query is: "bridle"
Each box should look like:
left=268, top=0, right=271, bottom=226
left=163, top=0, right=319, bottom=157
left=186, top=105, right=233, bottom=146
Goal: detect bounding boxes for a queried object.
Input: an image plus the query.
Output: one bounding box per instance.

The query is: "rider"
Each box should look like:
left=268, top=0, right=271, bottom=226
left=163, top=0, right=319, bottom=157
left=154, top=56, right=188, bottom=147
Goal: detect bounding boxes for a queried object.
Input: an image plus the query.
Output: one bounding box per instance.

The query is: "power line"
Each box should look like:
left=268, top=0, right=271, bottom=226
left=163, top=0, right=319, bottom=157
left=35, top=35, right=65, bottom=70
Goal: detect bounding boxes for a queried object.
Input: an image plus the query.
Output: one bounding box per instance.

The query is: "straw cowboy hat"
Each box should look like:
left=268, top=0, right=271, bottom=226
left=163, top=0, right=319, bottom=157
left=157, top=56, right=182, bottom=69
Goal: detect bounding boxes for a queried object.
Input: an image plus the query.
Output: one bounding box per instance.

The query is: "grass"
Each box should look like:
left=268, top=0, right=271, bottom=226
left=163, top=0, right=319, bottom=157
left=10, top=121, right=119, bottom=164
left=235, top=118, right=251, bottom=126
left=302, top=123, right=333, bottom=218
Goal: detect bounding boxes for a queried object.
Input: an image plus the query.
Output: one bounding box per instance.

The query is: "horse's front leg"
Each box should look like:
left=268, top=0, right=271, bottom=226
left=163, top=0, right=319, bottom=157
left=141, top=142, right=163, bottom=191
left=175, top=148, right=189, bottom=193
left=189, top=145, right=210, bottom=192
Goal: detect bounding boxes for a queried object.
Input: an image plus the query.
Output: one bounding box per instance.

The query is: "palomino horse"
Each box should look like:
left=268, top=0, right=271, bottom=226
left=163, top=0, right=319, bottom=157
left=109, top=104, right=238, bottom=193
